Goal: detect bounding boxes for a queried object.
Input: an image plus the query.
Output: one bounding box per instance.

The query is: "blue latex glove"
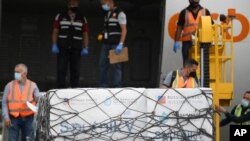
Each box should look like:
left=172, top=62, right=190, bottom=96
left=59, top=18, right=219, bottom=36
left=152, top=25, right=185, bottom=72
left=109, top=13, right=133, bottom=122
left=173, top=41, right=181, bottom=53
left=115, top=43, right=123, bottom=55
left=51, top=43, right=59, bottom=54
left=81, top=48, right=88, bottom=56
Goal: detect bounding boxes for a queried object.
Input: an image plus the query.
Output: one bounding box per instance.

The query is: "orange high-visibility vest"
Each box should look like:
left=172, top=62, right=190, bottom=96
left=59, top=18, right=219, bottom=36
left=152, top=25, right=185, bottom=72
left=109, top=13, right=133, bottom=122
left=172, top=70, right=198, bottom=88
left=181, top=8, right=206, bottom=41
left=8, top=79, right=36, bottom=118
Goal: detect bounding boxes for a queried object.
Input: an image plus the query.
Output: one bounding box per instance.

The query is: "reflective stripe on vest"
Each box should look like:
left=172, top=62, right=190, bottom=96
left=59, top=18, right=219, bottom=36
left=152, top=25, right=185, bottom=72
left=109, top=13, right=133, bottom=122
left=72, top=22, right=83, bottom=27
left=109, top=32, right=121, bottom=35
left=60, top=21, right=71, bottom=26
left=172, top=70, right=197, bottom=88
left=234, top=104, right=250, bottom=125
left=181, top=8, right=206, bottom=41
left=8, top=80, right=36, bottom=118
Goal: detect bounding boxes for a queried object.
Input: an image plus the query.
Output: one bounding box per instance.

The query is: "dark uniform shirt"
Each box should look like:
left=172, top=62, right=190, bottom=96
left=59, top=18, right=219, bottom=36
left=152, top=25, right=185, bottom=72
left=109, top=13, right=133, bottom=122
left=220, top=105, right=250, bottom=126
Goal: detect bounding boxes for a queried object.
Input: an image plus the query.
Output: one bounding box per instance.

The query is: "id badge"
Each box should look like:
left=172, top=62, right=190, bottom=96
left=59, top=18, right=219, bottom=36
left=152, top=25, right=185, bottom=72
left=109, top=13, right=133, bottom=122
left=104, top=32, right=108, bottom=39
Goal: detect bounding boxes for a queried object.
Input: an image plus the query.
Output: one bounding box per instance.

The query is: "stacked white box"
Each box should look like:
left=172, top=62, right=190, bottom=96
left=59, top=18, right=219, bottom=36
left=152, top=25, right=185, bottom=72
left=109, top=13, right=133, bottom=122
left=36, top=88, right=213, bottom=141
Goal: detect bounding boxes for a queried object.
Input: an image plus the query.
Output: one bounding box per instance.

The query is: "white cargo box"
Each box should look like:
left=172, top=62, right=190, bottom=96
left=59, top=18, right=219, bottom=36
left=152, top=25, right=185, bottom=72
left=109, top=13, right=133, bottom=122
left=36, top=88, right=213, bottom=141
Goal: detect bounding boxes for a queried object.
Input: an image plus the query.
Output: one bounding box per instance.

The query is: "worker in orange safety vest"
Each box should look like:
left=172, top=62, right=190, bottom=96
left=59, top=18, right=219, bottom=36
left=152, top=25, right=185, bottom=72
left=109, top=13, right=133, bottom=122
left=173, top=0, right=212, bottom=65
left=161, top=58, right=199, bottom=88
left=2, top=63, right=40, bottom=141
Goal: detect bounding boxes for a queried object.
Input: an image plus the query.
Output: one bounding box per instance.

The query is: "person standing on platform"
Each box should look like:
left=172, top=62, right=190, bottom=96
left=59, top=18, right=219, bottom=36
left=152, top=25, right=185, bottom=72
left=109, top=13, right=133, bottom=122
left=173, top=0, right=212, bottom=65
left=51, top=0, right=89, bottom=88
left=99, top=0, right=127, bottom=88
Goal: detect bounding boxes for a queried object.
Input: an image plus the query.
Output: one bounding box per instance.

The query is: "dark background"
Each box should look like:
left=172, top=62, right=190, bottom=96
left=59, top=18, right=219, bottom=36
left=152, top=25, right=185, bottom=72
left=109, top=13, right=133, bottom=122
left=0, top=0, right=164, bottom=91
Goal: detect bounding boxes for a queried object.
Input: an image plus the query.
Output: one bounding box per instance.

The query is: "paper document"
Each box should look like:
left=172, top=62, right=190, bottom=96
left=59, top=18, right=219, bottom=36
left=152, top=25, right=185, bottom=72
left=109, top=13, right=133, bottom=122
left=26, top=101, right=38, bottom=113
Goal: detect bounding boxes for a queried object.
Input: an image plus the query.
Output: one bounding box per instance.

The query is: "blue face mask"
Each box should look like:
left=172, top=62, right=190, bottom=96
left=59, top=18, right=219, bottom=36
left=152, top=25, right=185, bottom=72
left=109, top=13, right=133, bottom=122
left=102, top=4, right=110, bottom=11
left=14, top=72, right=22, bottom=81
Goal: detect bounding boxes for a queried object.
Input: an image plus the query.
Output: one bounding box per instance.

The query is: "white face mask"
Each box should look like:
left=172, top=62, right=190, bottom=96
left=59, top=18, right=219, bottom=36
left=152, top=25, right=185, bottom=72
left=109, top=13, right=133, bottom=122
left=241, top=99, right=249, bottom=108
left=14, top=72, right=22, bottom=81
left=102, top=3, right=110, bottom=11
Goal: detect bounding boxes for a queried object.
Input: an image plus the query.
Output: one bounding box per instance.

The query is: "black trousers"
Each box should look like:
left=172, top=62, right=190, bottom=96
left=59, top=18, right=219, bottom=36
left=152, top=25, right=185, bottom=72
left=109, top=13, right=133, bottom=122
left=182, top=41, right=193, bottom=66
left=57, top=47, right=81, bottom=88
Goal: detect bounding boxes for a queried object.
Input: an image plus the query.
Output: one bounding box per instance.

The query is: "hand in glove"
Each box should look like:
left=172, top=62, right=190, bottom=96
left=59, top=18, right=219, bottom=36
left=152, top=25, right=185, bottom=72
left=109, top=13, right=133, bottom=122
left=115, top=43, right=123, bottom=55
left=81, top=48, right=89, bottom=56
left=51, top=43, right=59, bottom=54
left=173, top=41, right=181, bottom=53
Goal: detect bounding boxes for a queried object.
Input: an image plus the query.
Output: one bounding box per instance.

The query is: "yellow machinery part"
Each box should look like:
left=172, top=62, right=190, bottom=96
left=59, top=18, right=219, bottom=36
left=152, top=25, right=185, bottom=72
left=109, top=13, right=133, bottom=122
left=198, top=16, right=213, bottom=43
left=190, top=14, right=235, bottom=141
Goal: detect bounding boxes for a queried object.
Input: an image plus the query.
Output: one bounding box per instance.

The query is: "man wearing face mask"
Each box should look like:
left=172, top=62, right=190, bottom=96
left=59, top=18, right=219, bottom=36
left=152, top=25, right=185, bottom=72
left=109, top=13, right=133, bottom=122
left=2, top=64, right=40, bottom=141
left=161, top=58, right=199, bottom=88
left=51, top=0, right=89, bottom=88
left=99, top=0, right=127, bottom=87
left=173, top=0, right=213, bottom=65
left=216, top=91, right=250, bottom=126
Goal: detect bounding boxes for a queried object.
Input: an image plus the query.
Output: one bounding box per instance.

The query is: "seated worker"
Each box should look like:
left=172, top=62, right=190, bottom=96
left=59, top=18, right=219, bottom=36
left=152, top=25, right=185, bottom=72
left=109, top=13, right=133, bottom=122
left=161, top=58, right=199, bottom=88
left=216, top=91, right=250, bottom=126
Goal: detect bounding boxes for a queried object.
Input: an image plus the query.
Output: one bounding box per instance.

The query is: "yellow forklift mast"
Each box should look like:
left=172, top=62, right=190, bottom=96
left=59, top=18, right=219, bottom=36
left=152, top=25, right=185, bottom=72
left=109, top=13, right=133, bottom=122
left=190, top=9, right=236, bottom=141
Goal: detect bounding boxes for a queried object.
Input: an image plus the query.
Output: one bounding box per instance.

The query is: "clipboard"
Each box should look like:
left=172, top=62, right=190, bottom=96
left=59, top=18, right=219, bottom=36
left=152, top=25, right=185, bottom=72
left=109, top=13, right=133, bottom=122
left=109, top=47, right=129, bottom=64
